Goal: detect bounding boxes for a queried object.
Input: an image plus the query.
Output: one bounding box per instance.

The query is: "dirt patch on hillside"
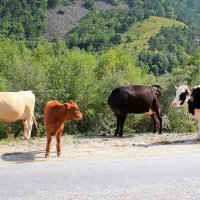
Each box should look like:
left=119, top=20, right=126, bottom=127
left=95, top=1, right=114, bottom=10
left=44, top=0, right=116, bottom=41
left=44, top=0, right=88, bottom=41
left=1, top=133, right=200, bottom=162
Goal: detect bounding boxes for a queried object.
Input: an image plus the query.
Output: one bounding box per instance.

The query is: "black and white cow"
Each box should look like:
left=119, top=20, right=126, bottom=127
left=171, top=85, right=200, bottom=139
left=107, top=85, right=163, bottom=137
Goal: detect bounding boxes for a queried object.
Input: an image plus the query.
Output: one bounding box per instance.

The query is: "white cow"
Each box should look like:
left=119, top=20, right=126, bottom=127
left=171, top=85, right=200, bottom=139
left=0, top=91, right=37, bottom=139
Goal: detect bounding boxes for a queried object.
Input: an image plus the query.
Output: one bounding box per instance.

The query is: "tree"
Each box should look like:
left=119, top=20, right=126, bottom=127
left=83, top=0, right=95, bottom=9
left=110, top=33, right=124, bottom=45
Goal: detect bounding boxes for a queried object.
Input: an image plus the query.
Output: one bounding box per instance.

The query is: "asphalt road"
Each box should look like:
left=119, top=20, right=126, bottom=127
left=1, top=151, right=200, bottom=200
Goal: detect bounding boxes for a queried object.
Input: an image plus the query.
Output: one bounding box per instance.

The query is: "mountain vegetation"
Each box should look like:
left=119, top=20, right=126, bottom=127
left=0, top=0, right=47, bottom=41
left=0, top=0, right=200, bottom=138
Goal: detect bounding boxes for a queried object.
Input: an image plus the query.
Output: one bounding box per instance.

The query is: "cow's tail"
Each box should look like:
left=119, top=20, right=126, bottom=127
left=151, top=85, right=163, bottom=98
left=151, top=85, right=166, bottom=92
left=32, top=114, right=39, bottom=132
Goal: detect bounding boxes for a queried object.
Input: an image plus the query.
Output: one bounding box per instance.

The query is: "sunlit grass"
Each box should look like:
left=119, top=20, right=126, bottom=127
left=118, top=16, right=186, bottom=55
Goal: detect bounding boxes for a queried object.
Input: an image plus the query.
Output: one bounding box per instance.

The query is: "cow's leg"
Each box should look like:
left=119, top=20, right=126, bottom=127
left=56, top=132, right=62, bottom=157
left=114, top=115, right=120, bottom=137
left=154, top=107, right=162, bottom=134
left=27, top=116, right=33, bottom=139
left=151, top=114, right=157, bottom=133
left=118, top=114, right=127, bottom=137
left=22, top=120, right=28, bottom=139
left=45, top=130, right=52, bottom=158
left=195, top=121, right=200, bottom=140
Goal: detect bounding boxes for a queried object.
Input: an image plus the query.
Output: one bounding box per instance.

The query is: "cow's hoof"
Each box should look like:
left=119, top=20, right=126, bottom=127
left=57, top=153, right=61, bottom=157
left=45, top=153, right=49, bottom=158
left=118, top=135, right=123, bottom=138
left=194, top=135, right=200, bottom=140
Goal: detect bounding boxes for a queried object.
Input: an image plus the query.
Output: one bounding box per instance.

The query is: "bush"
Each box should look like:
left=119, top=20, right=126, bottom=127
left=57, top=10, right=65, bottom=15
left=83, top=0, right=95, bottom=9
left=110, top=33, right=124, bottom=45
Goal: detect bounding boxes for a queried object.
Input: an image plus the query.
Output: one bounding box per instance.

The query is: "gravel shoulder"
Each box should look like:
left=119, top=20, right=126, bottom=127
left=1, top=133, right=200, bottom=162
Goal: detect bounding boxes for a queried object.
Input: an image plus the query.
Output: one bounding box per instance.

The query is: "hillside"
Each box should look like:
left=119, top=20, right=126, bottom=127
left=44, top=0, right=115, bottom=41
left=120, top=16, right=186, bottom=54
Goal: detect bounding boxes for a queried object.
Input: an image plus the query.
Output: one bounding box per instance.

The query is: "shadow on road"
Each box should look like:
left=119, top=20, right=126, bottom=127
left=1, top=150, right=46, bottom=164
left=136, top=138, right=200, bottom=147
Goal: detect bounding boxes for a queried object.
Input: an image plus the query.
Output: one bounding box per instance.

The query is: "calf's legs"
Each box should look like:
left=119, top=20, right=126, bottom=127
left=56, top=129, right=63, bottom=157
left=45, top=131, right=52, bottom=158
left=45, top=126, right=64, bottom=157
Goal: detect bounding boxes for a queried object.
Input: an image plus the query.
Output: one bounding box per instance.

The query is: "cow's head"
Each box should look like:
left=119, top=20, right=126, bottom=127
left=64, top=100, right=83, bottom=121
left=171, top=85, right=191, bottom=108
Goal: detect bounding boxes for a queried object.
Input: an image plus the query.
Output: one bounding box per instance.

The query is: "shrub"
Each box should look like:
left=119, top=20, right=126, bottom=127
left=83, top=0, right=95, bottom=9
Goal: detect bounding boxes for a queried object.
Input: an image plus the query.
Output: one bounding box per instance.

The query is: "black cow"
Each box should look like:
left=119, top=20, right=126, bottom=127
left=108, top=85, right=162, bottom=137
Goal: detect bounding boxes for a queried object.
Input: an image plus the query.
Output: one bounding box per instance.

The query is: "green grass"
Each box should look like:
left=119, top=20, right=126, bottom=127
left=118, top=16, right=186, bottom=54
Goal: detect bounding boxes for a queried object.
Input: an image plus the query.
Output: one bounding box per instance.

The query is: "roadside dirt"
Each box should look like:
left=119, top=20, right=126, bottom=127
left=1, top=133, right=200, bottom=162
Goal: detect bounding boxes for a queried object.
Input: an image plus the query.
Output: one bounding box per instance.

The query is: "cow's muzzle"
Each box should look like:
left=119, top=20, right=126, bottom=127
left=171, top=102, right=177, bottom=108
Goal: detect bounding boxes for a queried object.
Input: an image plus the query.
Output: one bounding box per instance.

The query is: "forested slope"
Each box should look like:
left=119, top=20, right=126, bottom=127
left=0, top=0, right=47, bottom=40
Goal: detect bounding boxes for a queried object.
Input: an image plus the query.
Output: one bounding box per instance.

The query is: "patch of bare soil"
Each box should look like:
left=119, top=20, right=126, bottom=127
left=44, top=1, right=119, bottom=41
left=95, top=1, right=114, bottom=10
left=44, top=0, right=88, bottom=41
left=1, top=133, right=200, bottom=162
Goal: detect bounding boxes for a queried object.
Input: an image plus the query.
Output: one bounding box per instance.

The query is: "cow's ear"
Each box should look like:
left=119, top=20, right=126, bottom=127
left=175, top=86, right=178, bottom=90
left=69, top=100, right=75, bottom=105
left=64, top=103, right=70, bottom=109
left=185, top=89, right=192, bottom=96
left=69, top=100, right=74, bottom=104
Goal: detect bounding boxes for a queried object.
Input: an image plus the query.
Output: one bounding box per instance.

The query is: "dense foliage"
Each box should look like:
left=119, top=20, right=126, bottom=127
left=149, top=26, right=200, bottom=55
left=66, top=9, right=136, bottom=51
left=66, top=0, right=176, bottom=50
left=167, top=0, right=200, bottom=26
left=137, top=25, right=200, bottom=75
left=0, top=0, right=47, bottom=40
left=65, top=0, right=200, bottom=75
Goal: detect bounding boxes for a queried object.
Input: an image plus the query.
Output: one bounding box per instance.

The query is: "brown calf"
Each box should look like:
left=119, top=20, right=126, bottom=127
left=44, top=100, right=83, bottom=157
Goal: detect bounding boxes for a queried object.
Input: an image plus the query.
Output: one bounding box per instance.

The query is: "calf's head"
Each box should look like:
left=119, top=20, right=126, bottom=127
left=64, top=100, right=83, bottom=121
left=171, top=85, right=191, bottom=108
